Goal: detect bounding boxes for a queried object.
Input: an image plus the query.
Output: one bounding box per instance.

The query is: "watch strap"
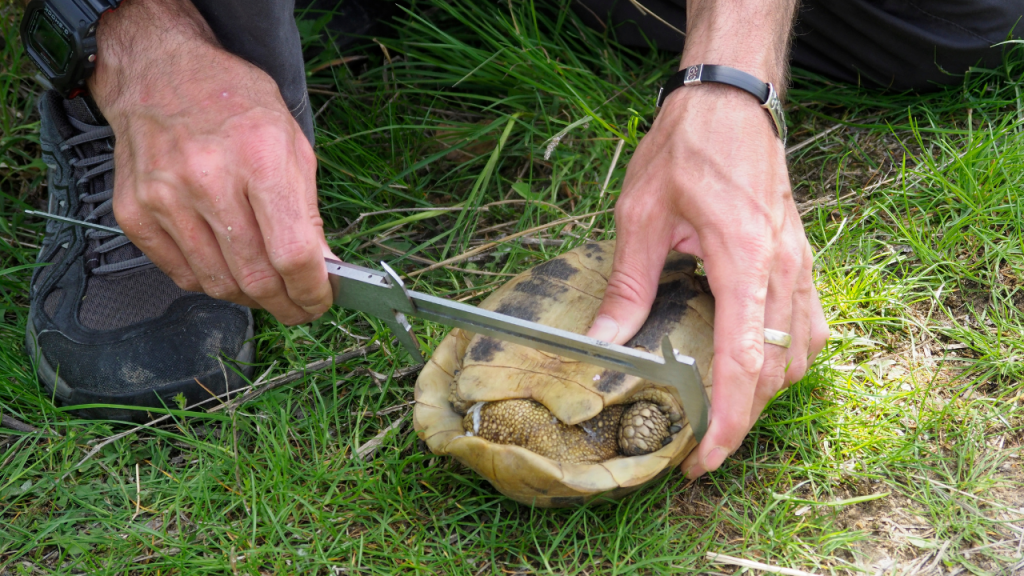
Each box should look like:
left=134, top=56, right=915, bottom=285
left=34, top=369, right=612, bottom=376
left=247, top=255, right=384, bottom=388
left=656, top=64, right=788, bottom=144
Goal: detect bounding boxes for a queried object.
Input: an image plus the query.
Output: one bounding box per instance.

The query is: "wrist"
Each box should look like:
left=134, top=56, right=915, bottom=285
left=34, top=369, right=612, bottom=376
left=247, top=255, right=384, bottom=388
left=88, top=0, right=217, bottom=113
left=660, top=83, right=778, bottom=138
left=657, top=64, right=787, bottom=142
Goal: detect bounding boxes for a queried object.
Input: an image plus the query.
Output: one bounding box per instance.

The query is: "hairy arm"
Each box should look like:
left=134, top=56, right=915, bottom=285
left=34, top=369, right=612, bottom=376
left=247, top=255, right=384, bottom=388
left=588, top=0, right=829, bottom=477
left=683, top=0, right=796, bottom=90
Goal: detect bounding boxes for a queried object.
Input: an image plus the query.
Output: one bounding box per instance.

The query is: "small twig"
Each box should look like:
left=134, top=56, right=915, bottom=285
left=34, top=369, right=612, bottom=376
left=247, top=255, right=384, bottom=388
left=354, top=413, right=408, bottom=459
left=1, top=414, right=39, bottom=434
left=390, top=364, right=425, bottom=379
left=518, top=237, right=569, bottom=247
left=589, top=138, right=625, bottom=229
left=308, top=55, right=366, bottom=75
left=796, top=190, right=858, bottom=217
left=371, top=240, right=517, bottom=277
left=408, top=208, right=612, bottom=277
left=626, top=0, right=685, bottom=37
left=785, top=124, right=843, bottom=156
left=352, top=401, right=416, bottom=418
left=211, top=343, right=382, bottom=413
left=130, top=463, right=142, bottom=521
left=704, top=552, right=822, bottom=576
left=473, top=220, right=517, bottom=236
left=314, top=94, right=338, bottom=120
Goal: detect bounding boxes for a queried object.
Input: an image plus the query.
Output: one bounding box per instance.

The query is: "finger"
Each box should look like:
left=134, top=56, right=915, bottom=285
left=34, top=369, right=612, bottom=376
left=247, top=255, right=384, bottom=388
left=246, top=132, right=332, bottom=317
left=808, top=281, right=829, bottom=361
left=586, top=202, right=671, bottom=345
left=114, top=174, right=203, bottom=293
left=781, top=241, right=815, bottom=386
left=140, top=181, right=257, bottom=308
left=199, top=182, right=315, bottom=325
left=747, top=240, right=798, bottom=429
left=682, top=233, right=771, bottom=478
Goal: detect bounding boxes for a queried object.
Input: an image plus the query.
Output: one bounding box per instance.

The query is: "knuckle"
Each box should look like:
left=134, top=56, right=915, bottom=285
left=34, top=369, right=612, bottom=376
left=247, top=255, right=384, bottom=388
left=614, top=198, right=650, bottom=227
left=268, top=238, right=319, bottom=278
left=180, top=146, right=221, bottom=181
left=169, top=270, right=201, bottom=293
left=136, top=181, right=177, bottom=211
left=237, top=266, right=282, bottom=301
left=201, top=276, right=242, bottom=302
left=727, top=334, right=765, bottom=381
left=241, top=123, right=291, bottom=172
left=787, top=357, right=809, bottom=381
left=604, top=268, right=650, bottom=307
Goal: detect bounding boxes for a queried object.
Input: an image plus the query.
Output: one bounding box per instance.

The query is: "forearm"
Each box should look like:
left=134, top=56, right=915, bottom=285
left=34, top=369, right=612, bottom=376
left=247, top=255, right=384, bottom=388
left=681, top=0, right=798, bottom=92
left=89, top=0, right=219, bottom=112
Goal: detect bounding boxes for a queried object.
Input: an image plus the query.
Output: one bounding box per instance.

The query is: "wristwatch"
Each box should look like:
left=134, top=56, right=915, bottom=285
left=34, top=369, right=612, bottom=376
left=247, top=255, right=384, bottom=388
left=656, top=64, right=788, bottom=144
left=21, top=0, right=122, bottom=97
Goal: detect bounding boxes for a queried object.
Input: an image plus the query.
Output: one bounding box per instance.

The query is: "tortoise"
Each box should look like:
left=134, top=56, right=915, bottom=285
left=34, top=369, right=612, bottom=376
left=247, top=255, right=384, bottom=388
left=413, top=240, right=714, bottom=507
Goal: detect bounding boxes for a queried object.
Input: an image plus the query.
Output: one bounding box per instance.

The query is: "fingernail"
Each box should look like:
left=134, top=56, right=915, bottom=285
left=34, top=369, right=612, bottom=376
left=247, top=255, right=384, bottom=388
left=588, top=315, right=620, bottom=343
left=702, top=446, right=728, bottom=471
left=684, top=462, right=701, bottom=479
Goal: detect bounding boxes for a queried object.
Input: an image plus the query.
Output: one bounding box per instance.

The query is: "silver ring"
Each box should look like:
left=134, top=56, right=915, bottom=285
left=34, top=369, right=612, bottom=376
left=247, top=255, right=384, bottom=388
left=764, top=328, right=792, bottom=349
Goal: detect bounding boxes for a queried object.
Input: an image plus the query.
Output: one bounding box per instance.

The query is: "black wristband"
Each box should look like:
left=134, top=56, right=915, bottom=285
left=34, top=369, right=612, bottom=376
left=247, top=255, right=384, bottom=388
left=656, top=64, right=788, bottom=144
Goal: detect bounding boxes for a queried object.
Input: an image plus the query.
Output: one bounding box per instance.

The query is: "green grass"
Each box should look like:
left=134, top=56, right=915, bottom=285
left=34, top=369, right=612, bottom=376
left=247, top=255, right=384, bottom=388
left=3, top=0, right=1024, bottom=573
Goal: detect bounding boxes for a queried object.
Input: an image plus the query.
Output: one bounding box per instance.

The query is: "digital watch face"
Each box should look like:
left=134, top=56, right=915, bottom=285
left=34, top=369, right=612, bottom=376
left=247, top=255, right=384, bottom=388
left=28, top=8, right=73, bottom=75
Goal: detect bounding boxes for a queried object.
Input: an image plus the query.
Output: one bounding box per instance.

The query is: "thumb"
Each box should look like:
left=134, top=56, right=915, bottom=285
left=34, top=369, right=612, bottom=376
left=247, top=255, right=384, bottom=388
left=586, top=237, right=668, bottom=346
left=321, top=239, right=342, bottom=263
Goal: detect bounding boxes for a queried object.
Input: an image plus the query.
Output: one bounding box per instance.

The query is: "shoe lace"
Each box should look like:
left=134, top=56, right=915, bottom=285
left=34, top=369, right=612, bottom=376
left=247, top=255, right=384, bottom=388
left=61, top=116, right=152, bottom=275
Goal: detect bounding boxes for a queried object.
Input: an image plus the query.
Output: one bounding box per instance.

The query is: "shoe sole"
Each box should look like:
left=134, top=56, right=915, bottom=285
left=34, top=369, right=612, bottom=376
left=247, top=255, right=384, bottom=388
left=25, top=319, right=256, bottom=422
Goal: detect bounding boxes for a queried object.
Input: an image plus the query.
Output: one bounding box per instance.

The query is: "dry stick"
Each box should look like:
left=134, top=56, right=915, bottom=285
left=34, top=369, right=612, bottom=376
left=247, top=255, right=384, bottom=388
left=626, top=0, right=686, bottom=36
left=704, top=552, right=823, bottom=576
left=130, top=463, right=141, bottom=521
left=785, top=124, right=843, bottom=156
left=408, top=208, right=612, bottom=277
left=372, top=240, right=518, bottom=277
left=66, top=343, right=380, bottom=476
left=210, top=344, right=381, bottom=414
left=518, top=237, right=569, bottom=247
left=308, top=55, right=366, bottom=75
left=796, top=190, right=858, bottom=217
left=1, top=414, right=39, bottom=434
left=588, top=138, right=626, bottom=229
left=354, top=413, right=408, bottom=459
left=351, top=401, right=416, bottom=418
left=363, top=363, right=424, bottom=384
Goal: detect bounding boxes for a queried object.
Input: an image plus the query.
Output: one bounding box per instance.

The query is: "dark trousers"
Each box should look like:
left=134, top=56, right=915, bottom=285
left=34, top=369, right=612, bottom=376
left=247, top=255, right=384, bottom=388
left=190, top=0, right=1024, bottom=141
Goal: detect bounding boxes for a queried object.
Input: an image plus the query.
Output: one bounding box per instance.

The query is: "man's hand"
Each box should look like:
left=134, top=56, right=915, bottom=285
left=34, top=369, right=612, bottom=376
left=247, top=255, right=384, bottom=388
left=586, top=0, right=828, bottom=477
left=87, top=0, right=333, bottom=326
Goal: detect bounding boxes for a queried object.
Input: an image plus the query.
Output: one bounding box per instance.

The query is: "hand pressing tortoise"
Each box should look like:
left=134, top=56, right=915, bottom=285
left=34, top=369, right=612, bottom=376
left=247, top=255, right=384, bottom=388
left=413, top=240, right=714, bottom=507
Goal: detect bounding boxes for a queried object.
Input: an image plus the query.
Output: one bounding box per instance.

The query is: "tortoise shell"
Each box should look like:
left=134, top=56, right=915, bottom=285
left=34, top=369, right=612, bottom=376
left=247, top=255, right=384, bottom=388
left=413, top=240, right=714, bottom=507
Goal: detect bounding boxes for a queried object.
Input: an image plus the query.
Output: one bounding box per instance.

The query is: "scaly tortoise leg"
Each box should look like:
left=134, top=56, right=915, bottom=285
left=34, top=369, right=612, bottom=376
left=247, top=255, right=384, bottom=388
left=618, top=389, right=684, bottom=456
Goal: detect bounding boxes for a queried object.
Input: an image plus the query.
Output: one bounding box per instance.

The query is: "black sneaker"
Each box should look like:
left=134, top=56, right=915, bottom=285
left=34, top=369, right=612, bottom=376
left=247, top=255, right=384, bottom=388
left=25, top=91, right=256, bottom=421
